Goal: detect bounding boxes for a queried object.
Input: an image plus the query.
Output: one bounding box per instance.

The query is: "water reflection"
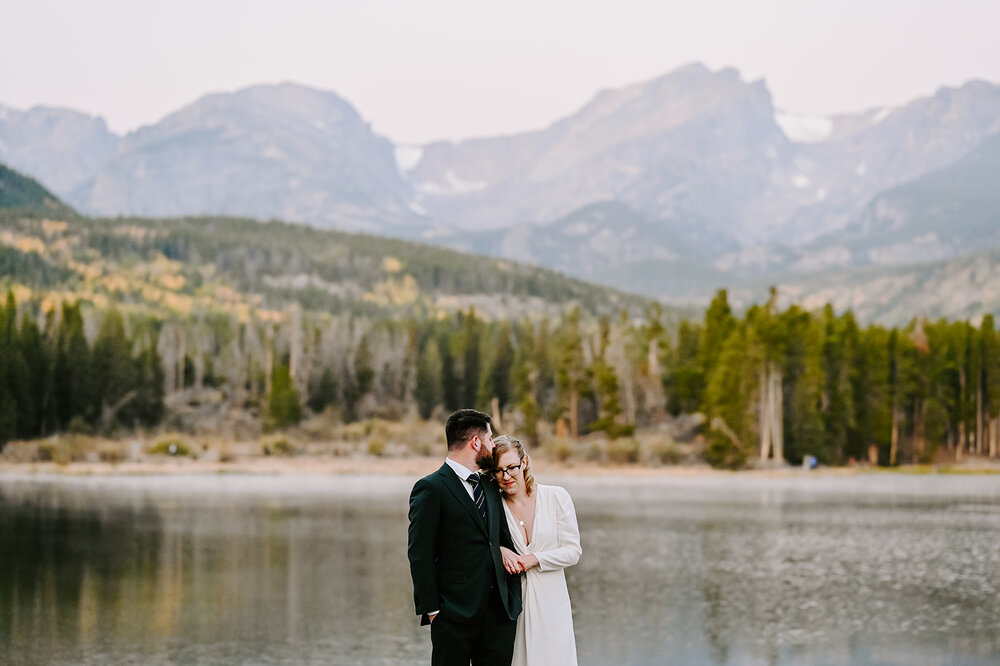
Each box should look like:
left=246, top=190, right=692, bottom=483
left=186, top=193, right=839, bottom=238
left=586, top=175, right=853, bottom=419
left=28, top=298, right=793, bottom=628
left=2, top=474, right=1000, bottom=665
left=0, top=476, right=426, bottom=665
left=567, top=477, right=1000, bottom=665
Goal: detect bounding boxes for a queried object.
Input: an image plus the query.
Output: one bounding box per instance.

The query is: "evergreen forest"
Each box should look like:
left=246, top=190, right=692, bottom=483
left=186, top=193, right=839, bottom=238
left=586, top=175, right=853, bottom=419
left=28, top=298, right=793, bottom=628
left=1, top=202, right=999, bottom=468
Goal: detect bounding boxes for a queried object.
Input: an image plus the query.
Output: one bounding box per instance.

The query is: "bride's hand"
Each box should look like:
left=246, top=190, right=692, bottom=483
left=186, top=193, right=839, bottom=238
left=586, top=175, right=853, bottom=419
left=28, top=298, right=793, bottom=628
left=500, top=546, right=523, bottom=574
left=517, top=554, right=539, bottom=571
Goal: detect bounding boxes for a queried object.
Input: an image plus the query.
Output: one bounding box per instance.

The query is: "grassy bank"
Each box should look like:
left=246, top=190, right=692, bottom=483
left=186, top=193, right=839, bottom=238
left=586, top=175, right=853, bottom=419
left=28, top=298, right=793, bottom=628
left=2, top=417, right=999, bottom=477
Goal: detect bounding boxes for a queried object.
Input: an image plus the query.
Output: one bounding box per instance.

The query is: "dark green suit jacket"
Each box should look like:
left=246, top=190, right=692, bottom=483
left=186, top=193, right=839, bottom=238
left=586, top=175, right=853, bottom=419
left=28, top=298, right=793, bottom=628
left=408, top=463, right=522, bottom=625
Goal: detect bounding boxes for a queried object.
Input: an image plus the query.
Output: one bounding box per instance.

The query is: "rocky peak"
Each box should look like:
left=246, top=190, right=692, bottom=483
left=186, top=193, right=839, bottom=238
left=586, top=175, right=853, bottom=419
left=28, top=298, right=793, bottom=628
left=0, top=104, right=118, bottom=195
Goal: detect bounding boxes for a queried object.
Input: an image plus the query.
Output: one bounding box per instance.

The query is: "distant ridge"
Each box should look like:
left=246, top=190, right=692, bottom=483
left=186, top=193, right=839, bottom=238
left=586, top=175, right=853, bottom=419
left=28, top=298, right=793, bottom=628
left=0, top=208, right=655, bottom=322
left=0, top=161, right=74, bottom=214
left=3, top=66, right=1000, bottom=320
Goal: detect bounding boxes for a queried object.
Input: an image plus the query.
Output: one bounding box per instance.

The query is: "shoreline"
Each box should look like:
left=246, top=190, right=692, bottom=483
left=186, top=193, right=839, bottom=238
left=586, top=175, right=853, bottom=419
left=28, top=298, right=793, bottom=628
left=3, top=456, right=999, bottom=478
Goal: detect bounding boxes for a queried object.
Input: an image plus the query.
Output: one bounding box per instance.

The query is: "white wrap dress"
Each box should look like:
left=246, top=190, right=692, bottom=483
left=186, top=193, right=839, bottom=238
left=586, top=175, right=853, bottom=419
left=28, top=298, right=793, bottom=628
left=503, top=484, right=582, bottom=666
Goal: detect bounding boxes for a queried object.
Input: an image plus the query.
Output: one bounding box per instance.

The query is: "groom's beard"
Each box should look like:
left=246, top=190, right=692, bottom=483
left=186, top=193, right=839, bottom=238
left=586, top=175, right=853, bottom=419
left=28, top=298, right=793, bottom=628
left=475, top=448, right=494, bottom=471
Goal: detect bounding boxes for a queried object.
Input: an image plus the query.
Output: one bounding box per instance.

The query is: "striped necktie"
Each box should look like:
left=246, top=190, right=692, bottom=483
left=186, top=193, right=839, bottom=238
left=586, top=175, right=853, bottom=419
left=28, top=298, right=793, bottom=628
left=467, top=473, right=487, bottom=526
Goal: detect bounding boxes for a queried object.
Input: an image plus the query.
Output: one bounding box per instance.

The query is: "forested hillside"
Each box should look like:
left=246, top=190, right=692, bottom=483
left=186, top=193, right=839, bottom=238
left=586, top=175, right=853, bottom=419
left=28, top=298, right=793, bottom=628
left=0, top=207, right=660, bottom=452
left=0, top=210, right=648, bottom=319
left=0, top=163, right=72, bottom=214
left=1, top=205, right=998, bottom=468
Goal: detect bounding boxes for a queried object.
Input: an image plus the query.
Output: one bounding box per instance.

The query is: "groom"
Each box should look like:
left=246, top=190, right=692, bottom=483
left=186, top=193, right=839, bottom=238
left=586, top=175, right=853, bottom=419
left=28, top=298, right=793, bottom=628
left=408, top=409, right=522, bottom=666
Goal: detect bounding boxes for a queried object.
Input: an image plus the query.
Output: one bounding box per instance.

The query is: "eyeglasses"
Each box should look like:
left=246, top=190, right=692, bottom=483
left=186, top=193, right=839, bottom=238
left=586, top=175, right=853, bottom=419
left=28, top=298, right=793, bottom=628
left=494, top=462, right=523, bottom=478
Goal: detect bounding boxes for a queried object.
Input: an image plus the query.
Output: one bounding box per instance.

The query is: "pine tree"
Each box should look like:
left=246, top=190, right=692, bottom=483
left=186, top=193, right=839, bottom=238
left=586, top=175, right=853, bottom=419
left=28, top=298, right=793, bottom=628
left=308, top=368, right=339, bottom=414
left=460, top=308, right=482, bottom=408
left=858, top=325, right=892, bottom=465
left=780, top=306, right=824, bottom=464
left=887, top=328, right=918, bottom=465
left=533, top=319, right=555, bottom=419
left=128, top=337, right=165, bottom=427
left=817, top=306, right=856, bottom=463
left=666, top=320, right=702, bottom=416
left=982, top=315, right=1000, bottom=457
left=481, top=322, right=514, bottom=415
left=354, top=332, right=375, bottom=400
left=703, top=322, right=755, bottom=468
left=554, top=307, right=587, bottom=436
left=904, top=317, right=933, bottom=462
left=439, top=325, right=461, bottom=412
left=55, top=302, right=92, bottom=429
left=841, top=312, right=873, bottom=462
left=268, top=365, right=302, bottom=429
left=0, top=293, right=22, bottom=446
left=588, top=316, right=629, bottom=438
left=92, top=309, right=138, bottom=431
left=699, top=289, right=736, bottom=384
left=511, top=318, right=540, bottom=443
left=18, top=311, right=48, bottom=438
left=415, top=337, right=443, bottom=420
left=634, top=303, right=668, bottom=423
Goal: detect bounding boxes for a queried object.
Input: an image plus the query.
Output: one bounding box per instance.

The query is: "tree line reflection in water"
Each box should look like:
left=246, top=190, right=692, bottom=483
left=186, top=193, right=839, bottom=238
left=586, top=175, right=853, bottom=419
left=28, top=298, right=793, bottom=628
left=2, top=476, right=1000, bottom=665
left=0, top=478, right=426, bottom=665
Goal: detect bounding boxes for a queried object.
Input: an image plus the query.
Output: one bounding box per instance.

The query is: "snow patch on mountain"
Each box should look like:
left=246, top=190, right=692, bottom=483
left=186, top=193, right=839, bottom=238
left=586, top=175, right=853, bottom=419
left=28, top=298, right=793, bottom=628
left=394, top=146, right=424, bottom=173
left=868, top=233, right=950, bottom=265
left=417, top=171, right=488, bottom=195
left=775, top=111, right=833, bottom=143
left=564, top=222, right=595, bottom=236
left=789, top=246, right=851, bottom=272
left=871, top=107, right=893, bottom=124
left=714, top=245, right=787, bottom=272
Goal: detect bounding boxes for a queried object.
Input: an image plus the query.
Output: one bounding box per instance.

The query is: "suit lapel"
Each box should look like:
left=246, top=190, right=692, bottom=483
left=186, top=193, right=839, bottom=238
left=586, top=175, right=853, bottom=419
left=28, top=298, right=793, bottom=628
left=436, top=464, right=488, bottom=537
left=484, top=479, right=500, bottom=544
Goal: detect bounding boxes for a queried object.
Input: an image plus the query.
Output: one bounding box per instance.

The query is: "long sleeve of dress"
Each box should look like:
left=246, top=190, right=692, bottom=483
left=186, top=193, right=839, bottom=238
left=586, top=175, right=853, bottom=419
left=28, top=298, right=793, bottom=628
left=535, top=486, right=582, bottom=572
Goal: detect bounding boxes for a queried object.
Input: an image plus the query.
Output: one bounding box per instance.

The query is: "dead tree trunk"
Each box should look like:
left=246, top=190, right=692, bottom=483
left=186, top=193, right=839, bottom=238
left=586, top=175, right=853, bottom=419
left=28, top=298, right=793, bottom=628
left=771, top=366, right=784, bottom=462
left=957, top=420, right=966, bottom=462
left=759, top=363, right=783, bottom=462
left=890, top=408, right=900, bottom=466
left=569, top=390, right=579, bottom=438
left=976, top=370, right=984, bottom=455
left=990, top=417, right=1000, bottom=458
left=491, top=396, right=502, bottom=432
left=759, top=367, right=770, bottom=461
left=101, top=390, right=138, bottom=432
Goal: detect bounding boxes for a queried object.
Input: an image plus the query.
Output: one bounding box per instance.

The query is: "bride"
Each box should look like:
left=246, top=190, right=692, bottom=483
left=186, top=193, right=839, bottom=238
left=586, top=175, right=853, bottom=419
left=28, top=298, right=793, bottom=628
left=491, top=435, right=582, bottom=666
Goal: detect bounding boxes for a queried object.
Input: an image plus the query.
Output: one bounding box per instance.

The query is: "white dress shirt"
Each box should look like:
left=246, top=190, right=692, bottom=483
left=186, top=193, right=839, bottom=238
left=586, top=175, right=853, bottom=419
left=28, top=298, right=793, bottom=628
left=444, top=457, right=480, bottom=500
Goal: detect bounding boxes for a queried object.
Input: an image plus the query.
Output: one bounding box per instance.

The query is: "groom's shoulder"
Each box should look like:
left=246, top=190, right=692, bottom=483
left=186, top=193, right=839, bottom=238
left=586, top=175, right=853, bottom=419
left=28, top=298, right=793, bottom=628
left=412, top=463, right=448, bottom=491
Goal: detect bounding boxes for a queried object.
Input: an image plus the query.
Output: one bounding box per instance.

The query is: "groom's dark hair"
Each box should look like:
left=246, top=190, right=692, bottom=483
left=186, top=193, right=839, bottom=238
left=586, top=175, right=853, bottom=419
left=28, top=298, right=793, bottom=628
left=446, top=409, right=493, bottom=451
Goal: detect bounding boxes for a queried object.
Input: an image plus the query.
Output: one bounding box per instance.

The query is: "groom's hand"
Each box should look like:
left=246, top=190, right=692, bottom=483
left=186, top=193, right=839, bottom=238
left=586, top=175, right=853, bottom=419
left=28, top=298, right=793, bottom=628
left=500, top=546, right=523, bottom=574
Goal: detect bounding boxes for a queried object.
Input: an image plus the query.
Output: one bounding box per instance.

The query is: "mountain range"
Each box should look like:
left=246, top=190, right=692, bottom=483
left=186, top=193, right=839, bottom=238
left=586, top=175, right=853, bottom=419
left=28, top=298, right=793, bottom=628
left=2, top=63, right=999, bottom=319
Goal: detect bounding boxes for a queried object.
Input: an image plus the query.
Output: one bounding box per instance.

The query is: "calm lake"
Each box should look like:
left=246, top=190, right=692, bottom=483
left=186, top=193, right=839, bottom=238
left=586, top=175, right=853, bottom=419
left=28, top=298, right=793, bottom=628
left=2, top=472, right=1000, bottom=665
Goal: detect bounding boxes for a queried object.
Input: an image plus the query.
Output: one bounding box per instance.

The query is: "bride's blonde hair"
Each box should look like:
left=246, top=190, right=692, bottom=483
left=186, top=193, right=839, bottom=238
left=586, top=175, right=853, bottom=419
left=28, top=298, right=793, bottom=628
left=491, top=435, right=535, bottom=496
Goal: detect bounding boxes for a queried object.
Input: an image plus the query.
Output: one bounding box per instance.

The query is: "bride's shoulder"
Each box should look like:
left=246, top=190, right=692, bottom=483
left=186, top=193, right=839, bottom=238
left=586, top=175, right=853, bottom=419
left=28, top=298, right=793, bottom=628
left=536, top=484, right=572, bottom=500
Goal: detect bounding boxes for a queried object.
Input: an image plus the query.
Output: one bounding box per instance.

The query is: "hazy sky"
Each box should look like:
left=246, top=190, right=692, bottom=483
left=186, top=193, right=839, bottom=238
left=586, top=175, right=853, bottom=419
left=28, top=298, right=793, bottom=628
left=2, top=0, right=999, bottom=144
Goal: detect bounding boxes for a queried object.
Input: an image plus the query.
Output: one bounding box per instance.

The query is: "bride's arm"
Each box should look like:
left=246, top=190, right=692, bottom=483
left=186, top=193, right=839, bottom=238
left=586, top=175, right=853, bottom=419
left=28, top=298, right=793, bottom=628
left=531, top=486, right=582, bottom=572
